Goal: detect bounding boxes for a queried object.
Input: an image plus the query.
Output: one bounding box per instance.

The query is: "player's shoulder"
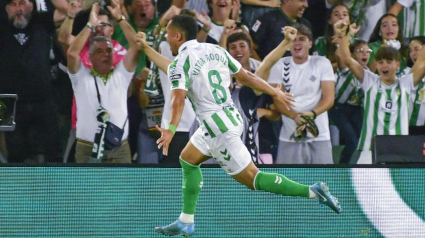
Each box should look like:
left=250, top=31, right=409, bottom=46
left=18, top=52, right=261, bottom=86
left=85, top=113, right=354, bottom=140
left=310, top=55, right=332, bottom=65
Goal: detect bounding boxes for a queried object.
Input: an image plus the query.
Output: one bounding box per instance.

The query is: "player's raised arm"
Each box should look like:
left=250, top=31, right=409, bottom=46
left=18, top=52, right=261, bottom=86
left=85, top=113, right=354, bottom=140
left=255, top=26, right=296, bottom=81
left=134, top=32, right=172, bottom=73
left=234, top=68, right=295, bottom=110
left=334, top=20, right=365, bottom=83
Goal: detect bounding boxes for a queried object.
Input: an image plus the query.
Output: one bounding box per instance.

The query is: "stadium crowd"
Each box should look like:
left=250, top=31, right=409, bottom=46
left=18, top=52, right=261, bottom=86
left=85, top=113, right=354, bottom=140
left=1, top=0, right=424, bottom=164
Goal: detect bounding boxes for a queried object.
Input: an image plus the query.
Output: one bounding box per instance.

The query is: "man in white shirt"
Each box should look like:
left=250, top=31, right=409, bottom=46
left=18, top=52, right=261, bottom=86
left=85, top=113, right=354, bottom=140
left=135, top=15, right=341, bottom=237
left=67, top=3, right=140, bottom=163
left=256, top=24, right=336, bottom=164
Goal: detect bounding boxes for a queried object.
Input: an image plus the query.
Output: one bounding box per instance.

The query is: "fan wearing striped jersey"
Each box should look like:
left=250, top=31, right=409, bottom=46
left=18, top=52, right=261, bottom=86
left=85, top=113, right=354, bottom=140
left=335, top=20, right=425, bottom=164
left=135, top=16, right=341, bottom=236
left=329, top=39, right=369, bottom=164
left=408, top=37, right=425, bottom=133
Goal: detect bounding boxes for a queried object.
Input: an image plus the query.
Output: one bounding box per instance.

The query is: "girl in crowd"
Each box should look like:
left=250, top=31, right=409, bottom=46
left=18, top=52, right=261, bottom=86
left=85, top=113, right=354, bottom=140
left=368, top=13, right=409, bottom=77
left=314, top=3, right=352, bottom=71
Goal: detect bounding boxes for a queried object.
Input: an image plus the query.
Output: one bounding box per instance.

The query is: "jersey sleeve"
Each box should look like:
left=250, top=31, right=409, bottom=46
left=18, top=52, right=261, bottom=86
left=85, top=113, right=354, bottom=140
left=319, top=57, right=336, bottom=81
left=397, top=0, right=415, bottom=8
left=68, top=62, right=87, bottom=88
left=222, top=47, right=242, bottom=74
left=168, top=54, right=190, bottom=91
left=399, top=73, right=415, bottom=92
left=361, top=69, right=380, bottom=91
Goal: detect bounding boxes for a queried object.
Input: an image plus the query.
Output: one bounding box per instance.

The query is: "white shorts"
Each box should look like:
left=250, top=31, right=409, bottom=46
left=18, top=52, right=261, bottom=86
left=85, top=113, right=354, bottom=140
left=190, top=125, right=251, bottom=175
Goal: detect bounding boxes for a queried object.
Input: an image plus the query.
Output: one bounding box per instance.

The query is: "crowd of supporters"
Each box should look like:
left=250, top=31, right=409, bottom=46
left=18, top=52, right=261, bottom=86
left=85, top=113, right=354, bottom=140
left=1, top=0, right=424, bottom=164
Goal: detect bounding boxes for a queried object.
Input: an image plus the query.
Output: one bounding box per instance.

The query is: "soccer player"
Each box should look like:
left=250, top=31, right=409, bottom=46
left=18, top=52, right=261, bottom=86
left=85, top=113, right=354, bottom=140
left=135, top=15, right=341, bottom=237
left=334, top=20, right=425, bottom=164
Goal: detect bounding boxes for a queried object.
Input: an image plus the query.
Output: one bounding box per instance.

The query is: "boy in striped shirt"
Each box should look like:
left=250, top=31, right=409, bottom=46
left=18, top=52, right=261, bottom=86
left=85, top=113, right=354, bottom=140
left=135, top=16, right=341, bottom=236
left=335, top=20, right=425, bottom=164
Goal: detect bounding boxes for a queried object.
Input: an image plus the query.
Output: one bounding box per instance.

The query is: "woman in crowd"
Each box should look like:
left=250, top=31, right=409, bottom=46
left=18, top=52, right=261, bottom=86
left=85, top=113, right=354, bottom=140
left=368, top=13, right=409, bottom=77
left=314, top=3, right=352, bottom=71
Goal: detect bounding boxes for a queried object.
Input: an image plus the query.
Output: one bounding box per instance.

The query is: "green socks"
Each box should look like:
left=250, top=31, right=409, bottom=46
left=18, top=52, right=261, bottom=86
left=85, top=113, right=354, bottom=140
left=180, top=158, right=203, bottom=215
left=254, top=171, right=309, bottom=198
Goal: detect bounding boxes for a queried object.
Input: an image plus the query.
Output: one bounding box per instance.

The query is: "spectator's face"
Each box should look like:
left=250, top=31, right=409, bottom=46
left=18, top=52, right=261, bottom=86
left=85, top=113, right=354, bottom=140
left=290, top=33, right=312, bottom=60
left=128, top=0, right=155, bottom=30
left=353, top=43, right=371, bottom=68
left=90, top=41, right=114, bottom=72
left=380, top=15, right=399, bottom=41
left=328, top=5, right=349, bottom=25
left=286, top=0, right=308, bottom=19
left=376, top=58, right=399, bottom=81
left=210, top=0, right=233, bottom=18
left=93, top=15, right=114, bottom=38
left=6, top=0, right=33, bottom=29
left=228, top=39, right=250, bottom=65
left=166, top=23, right=179, bottom=56
left=409, top=40, right=423, bottom=63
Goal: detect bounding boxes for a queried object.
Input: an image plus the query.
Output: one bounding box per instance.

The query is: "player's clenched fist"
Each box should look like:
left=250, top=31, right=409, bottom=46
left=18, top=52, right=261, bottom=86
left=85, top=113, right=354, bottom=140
left=272, top=84, right=295, bottom=110
left=134, top=32, right=147, bottom=50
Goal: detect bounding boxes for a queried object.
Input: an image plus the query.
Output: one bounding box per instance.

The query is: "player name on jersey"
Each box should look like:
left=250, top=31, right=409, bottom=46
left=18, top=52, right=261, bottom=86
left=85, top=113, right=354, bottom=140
left=193, top=53, right=229, bottom=75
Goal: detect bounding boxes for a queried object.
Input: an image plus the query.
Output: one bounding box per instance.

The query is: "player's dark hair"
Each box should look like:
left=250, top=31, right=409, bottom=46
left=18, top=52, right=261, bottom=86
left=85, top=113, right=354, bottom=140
left=226, top=32, right=251, bottom=50
left=350, top=40, right=368, bottom=53
left=375, top=46, right=401, bottom=62
left=169, top=15, right=198, bottom=41
left=293, top=23, right=313, bottom=41
left=180, top=9, right=196, bottom=18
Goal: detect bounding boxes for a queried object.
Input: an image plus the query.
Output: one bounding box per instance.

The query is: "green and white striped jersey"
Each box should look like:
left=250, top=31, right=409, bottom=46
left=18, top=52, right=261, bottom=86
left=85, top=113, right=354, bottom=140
left=398, top=0, right=425, bottom=38
left=168, top=40, right=242, bottom=138
left=357, top=70, right=413, bottom=151
left=409, top=78, right=425, bottom=126
left=335, top=67, right=364, bottom=106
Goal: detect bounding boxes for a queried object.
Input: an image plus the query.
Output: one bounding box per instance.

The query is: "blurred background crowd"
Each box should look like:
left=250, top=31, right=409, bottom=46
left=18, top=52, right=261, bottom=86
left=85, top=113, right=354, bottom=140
left=0, top=0, right=424, bottom=164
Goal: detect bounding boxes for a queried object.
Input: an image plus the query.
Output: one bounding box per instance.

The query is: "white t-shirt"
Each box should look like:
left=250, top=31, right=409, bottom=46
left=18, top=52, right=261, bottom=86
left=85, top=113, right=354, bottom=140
left=158, top=41, right=196, bottom=132
left=357, top=70, right=413, bottom=151
left=68, top=61, right=133, bottom=142
left=168, top=40, right=242, bottom=138
left=268, top=56, right=336, bottom=142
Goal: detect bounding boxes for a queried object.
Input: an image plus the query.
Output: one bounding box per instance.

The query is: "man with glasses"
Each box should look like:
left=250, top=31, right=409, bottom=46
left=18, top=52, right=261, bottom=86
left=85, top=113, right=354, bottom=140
left=66, top=2, right=140, bottom=163
left=58, top=0, right=131, bottom=163
left=58, top=0, right=128, bottom=68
